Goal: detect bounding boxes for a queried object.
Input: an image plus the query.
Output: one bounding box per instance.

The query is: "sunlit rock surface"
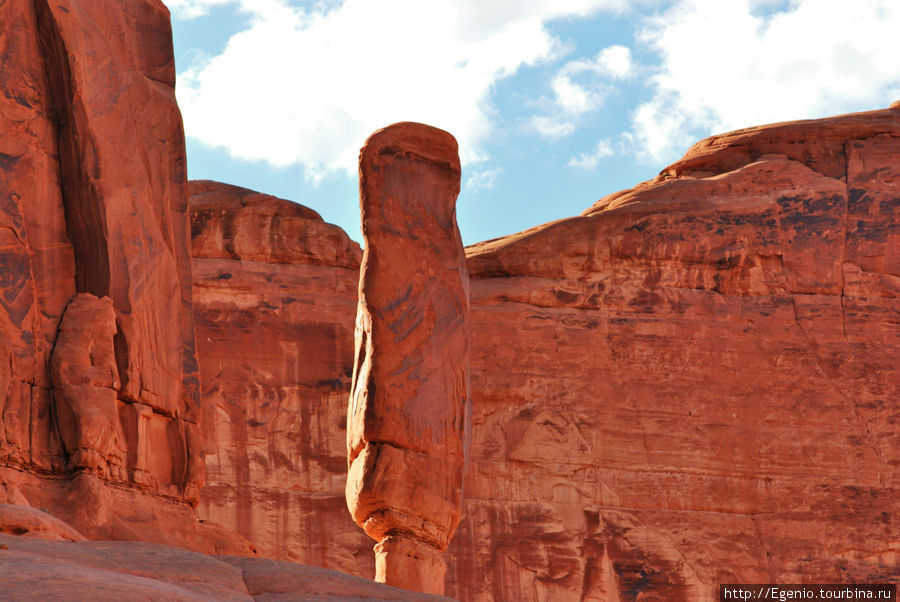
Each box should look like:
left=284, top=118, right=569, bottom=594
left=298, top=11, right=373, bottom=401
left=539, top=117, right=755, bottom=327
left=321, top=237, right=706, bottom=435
left=346, top=123, right=470, bottom=595
left=190, top=106, right=898, bottom=600
left=189, top=180, right=370, bottom=571
left=0, top=0, right=896, bottom=594
left=0, top=0, right=239, bottom=552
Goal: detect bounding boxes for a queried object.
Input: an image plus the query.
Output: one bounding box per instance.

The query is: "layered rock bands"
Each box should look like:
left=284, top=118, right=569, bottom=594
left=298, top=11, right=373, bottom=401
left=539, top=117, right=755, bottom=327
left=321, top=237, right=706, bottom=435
left=191, top=106, right=899, bottom=600
left=0, top=0, right=896, bottom=598
left=0, top=0, right=241, bottom=552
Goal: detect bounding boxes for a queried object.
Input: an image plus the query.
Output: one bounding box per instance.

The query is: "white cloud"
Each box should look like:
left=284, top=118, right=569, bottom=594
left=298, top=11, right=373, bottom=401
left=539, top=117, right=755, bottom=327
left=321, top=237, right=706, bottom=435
left=630, top=0, right=900, bottom=163
left=167, top=0, right=633, bottom=182
left=530, top=44, right=635, bottom=140
left=594, top=45, right=634, bottom=79
left=568, top=138, right=614, bottom=169
left=465, top=167, right=504, bottom=192
left=531, top=115, right=577, bottom=139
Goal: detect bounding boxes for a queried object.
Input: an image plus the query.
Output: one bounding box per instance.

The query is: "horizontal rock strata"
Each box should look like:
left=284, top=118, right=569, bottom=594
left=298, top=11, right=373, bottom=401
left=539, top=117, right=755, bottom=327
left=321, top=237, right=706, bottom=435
left=188, top=105, right=898, bottom=600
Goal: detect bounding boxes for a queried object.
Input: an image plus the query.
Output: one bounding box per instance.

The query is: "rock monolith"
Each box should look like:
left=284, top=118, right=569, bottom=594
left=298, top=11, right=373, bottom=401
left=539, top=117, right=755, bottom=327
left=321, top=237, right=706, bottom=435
left=346, top=123, right=470, bottom=595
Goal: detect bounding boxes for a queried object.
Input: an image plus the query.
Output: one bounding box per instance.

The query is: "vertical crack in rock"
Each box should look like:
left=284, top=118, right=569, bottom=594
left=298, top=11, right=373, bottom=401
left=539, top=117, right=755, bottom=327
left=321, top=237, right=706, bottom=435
left=346, top=122, right=470, bottom=595
left=33, top=0, right=111, bottom=298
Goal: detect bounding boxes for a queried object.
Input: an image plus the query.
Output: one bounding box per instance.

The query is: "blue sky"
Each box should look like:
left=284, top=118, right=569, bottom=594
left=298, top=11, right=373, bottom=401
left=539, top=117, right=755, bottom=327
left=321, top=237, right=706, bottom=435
left=164, top=0, right=900, bottom=245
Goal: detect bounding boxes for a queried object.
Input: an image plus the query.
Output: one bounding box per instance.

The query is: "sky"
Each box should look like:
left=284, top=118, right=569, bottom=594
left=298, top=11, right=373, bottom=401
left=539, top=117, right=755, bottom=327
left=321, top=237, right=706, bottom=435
left=163, top=0, right=900, bottom=246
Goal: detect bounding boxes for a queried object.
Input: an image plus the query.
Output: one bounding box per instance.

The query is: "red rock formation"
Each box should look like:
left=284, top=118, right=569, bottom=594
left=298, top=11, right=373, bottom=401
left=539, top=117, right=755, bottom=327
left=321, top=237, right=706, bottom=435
left=189, top=180, right=371, bottom=570
left=346, top=123, right=470, bottom=595
left=186, top=106, right=898, bottom=600
left=451, top=105, right=899, bottom=600
left=0, top=504, right=85, bottom=542
left=1, top=0, right=896, bottom=595
left=0, top=0, right=226, bottom=550
left=50, top=294, right=127, bottom=478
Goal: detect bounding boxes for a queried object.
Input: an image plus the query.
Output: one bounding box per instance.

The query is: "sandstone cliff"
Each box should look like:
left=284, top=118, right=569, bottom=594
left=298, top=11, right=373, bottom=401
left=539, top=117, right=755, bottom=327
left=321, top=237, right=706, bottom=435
left=453, top=107, right=899, bottom=599
left=0, top=0, right=242, bottom=552
left=189, top=180, right=370, bottom=570
left=0, top=0, right=896, bottom=598
left=188, top=106, right=899, bottom=600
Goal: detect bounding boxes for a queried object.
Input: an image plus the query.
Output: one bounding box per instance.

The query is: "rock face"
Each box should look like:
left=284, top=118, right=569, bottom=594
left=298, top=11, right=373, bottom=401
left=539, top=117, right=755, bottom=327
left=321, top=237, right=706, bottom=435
left=189, top=180, right=370, bottom=571
left=451, top=106, right=899, bottom=600
left=1, top=0, right=897, bottom=596
left=186, top=106, right=898, bottom=600
left=0, top=0, right=212, bottom=546
left=50, top=294, right=127, bottom=477
left=346, top=123, right=470, bottom=594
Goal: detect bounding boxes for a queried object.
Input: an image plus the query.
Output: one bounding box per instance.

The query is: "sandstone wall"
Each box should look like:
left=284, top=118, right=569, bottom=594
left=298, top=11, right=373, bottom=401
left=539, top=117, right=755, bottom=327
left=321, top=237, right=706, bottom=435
left=0, top=0, right=229, bottom=548
left=189, top=107, right=899, bottom=600
left=189, top=180, right=371, bottom=571
left=451, top=107, right=899, bottom=600
left=1, top=0, right=895, bottom=595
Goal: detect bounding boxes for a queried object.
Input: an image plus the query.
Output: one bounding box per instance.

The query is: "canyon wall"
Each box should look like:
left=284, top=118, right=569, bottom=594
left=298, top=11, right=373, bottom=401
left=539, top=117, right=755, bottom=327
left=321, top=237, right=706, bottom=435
left=0, top=0, right=245, bottom=552
left=451, top=108, right=899, bottom=600
left=189, top=180, right=371, bottom=570
left=190, top=107, right=899, bottom=600
left=0, top=0, right=896, bottom=597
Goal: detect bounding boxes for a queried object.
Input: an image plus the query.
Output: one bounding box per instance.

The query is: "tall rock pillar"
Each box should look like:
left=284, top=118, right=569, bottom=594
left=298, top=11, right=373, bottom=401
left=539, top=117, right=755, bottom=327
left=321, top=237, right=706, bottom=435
left=346, top=122, right=470, bottom=595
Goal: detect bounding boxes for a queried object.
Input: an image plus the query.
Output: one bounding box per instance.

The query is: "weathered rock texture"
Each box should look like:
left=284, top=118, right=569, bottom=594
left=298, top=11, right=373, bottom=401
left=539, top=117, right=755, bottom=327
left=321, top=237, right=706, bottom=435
left=346, top=123, right=470, bottom=594
left=451, top=106, right=900, bottom=600
left=50, top=294, right=126, bottom=477
left=1, top=0, right=896, bottom=595
left=187, top=106, right=898, bottom=600
left=0, top=503, right=85, bottom=542
left=0, top=0, right=216, bottom=548
left=189, top=180, right=370, bottom=570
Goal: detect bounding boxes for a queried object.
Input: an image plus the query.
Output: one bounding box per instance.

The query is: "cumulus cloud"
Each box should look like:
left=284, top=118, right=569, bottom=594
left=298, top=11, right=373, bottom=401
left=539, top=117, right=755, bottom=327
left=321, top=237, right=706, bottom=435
left=568, top=139, right=614, bottom=169
left=630, top=0, right=900, bottom=162
left=167, top=0, right=632, bottom=182
left=594, top=45, right=634, bottom=80
left=465, top=167, right=504, bottom=192
left=531, top=44, right=633, bottom=139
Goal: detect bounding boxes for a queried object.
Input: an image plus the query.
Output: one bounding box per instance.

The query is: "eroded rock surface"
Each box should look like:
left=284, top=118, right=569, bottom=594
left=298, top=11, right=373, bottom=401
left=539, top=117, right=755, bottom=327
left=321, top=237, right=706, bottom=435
left=0, top=0, right=216, bottom=548
left=346, top=123, right=470, bottom=594
left=2, top=0, right=896, bottom=594
left=187, top=106, right=898, bottom=601
left=451, top=105, right=899, bottom=600
left=189, top=180, right=370, bottom=571
left=50, top=294, right=126, bottom=478
left=0, top=504, right=85, bottom=542
left=0, top=524, right=445, bottom=601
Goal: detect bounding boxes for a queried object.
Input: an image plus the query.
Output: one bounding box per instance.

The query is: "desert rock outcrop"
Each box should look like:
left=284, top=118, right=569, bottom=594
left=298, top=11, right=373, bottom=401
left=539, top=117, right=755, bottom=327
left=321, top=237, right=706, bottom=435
left=451, top=105, right=899, bottom=600
left=50, top=294, right=126, bottom=477
left=189, top=180, right=370, bottom=570
left=187, top=105, right=898, bottom=600
left=0, top=0, right=223, bottom=548
left=1, top=0, right=897, bottom=596
left=346, top=123, right=470, bottom=594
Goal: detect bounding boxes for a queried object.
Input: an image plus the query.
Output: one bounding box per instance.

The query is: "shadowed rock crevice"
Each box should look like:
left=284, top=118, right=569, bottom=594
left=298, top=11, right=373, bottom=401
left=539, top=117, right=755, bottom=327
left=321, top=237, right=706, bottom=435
left=34, top=0, right=111, bottom=299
